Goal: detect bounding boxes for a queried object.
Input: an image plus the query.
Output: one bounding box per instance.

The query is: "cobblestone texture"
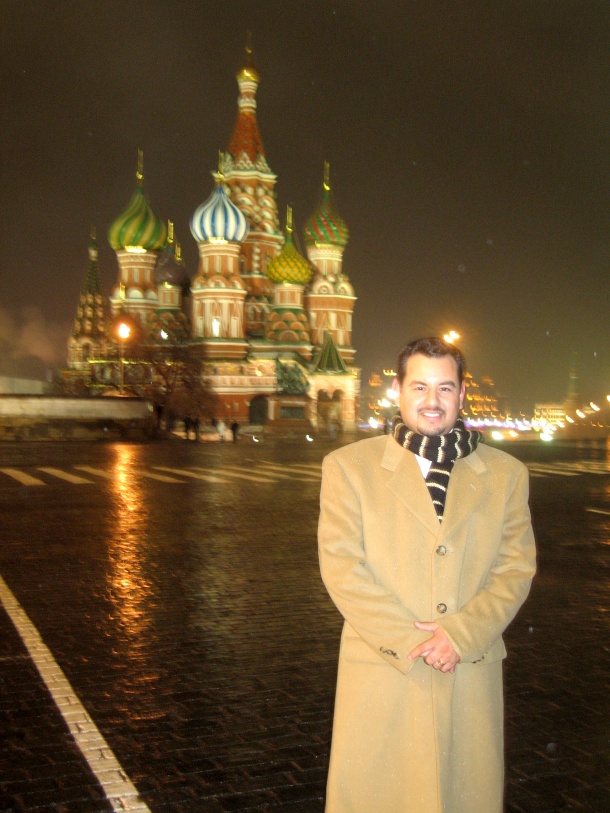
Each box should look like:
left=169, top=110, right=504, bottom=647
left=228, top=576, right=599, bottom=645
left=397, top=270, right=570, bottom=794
left=0, top=438, right=608, bottom=811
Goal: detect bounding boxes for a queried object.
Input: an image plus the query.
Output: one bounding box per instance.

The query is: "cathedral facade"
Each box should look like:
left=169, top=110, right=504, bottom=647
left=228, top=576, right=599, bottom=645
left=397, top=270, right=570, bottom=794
left=67, top=47, right=360, bottom=430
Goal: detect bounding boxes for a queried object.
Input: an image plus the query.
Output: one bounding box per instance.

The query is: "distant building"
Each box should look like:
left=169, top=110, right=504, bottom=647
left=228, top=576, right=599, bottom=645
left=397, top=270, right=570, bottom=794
left=0, top=376, right=47, bottom=395
left=533, top=403, right=566, bottom=425
left=462, top=373, right=504, bottom=421
left=65, top=45, right=360, bottom=429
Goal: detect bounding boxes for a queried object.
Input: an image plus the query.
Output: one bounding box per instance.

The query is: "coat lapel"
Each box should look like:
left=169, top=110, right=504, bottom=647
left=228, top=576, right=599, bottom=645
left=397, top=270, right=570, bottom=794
left=381, top=436, right=440, bottom=535
left=438, top=450, right=488, bottom=541
left=380, top=436, right=489, bottom=540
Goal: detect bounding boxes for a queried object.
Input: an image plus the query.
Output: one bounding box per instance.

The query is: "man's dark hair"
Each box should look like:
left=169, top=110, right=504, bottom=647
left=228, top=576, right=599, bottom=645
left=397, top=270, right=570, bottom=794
left=396, top=337, right=466, bottom=385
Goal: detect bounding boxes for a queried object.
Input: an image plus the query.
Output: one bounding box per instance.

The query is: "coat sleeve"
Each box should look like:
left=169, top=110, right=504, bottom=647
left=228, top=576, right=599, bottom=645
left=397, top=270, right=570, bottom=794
left=318, top=452, right=429, bottom=675
left=440, top=463, right=536, bottom=662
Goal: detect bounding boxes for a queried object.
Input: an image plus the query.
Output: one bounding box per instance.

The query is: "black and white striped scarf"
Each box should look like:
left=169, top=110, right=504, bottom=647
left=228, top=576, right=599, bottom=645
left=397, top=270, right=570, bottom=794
left=392, top=416, right=482, bottom=521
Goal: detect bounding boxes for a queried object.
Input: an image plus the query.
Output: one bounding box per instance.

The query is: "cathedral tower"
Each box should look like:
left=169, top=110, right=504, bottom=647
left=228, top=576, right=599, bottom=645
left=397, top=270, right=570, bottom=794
left=108, top=150, right=167, bottom=329
left=222, top=42, right=283, bottom=337
left=149, top=221, right=192, bottom=344
left=304, top=162, right=356, bottom=364
left=265, top=207, right=313, bottom=359
left=190, top=163, right=249, bottom=360
left=67, top=227, right=109, bottom=371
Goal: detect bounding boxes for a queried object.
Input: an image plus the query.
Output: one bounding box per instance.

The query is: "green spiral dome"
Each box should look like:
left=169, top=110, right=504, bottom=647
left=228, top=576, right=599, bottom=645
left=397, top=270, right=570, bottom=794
left=108, top=185, right=167, bottom=252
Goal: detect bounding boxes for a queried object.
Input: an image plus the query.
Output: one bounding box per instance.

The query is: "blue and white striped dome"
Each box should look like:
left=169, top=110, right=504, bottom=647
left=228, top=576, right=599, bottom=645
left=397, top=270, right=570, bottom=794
left=190, top=184, right=249, bottom=243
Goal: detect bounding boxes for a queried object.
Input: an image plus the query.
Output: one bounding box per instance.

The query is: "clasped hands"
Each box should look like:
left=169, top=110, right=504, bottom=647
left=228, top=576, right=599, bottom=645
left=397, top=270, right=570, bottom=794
left=407, top=621, right=460, bottom=673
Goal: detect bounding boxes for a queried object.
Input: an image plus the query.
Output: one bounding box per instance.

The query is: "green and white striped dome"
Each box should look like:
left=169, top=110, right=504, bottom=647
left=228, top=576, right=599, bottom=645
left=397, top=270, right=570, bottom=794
left=108, top=152, right=166, bottom=252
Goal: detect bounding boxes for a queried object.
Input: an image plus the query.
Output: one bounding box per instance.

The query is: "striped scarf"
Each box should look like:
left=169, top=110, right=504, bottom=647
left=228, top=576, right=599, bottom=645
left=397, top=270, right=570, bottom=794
left=392, top=416, right=482, bottom=521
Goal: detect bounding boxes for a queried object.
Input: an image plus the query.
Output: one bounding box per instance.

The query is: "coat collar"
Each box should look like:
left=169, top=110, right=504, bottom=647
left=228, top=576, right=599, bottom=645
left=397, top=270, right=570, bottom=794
left=380, top=434, right=488, bottom=538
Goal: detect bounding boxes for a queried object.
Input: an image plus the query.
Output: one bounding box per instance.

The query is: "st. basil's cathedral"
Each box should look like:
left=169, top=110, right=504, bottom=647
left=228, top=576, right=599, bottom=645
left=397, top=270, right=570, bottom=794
left=66, top=46, right=360, bottom=431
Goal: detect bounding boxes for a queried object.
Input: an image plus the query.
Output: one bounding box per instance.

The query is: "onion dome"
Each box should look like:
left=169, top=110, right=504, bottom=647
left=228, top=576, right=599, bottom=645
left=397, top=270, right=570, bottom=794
left=190, top=166, right=249, bottom=243
left=304, top=162, right=349, bottom=248
left=155, top=222, right=191, bottom=288
left=266, top=208, right=312, bottom=285
left=108, top=150, right=167, bottom=252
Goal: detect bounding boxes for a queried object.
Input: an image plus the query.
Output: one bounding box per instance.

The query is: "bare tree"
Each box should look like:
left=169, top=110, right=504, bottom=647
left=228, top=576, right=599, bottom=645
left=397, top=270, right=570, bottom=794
left=136, top=342, right=217, bottom=425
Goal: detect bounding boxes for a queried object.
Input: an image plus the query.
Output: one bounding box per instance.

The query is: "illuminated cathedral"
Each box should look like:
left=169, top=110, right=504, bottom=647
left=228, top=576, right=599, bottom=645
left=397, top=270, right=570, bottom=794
left=66, top=46, right=360, bottom=430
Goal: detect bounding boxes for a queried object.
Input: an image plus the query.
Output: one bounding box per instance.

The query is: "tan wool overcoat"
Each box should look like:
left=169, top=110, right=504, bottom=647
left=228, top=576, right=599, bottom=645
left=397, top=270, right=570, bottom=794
left=318, top=434, right=536, bottom=813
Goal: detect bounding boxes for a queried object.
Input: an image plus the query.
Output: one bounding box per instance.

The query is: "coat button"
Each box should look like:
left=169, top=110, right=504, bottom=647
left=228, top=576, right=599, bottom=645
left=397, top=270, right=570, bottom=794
left=437, top=603, right=447, bottom=614
left=436, top=545, right=447, bottom=556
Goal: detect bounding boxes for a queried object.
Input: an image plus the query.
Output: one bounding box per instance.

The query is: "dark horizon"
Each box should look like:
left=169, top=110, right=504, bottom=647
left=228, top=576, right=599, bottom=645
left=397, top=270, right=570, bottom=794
left=1, top=1, right=608, bottom=411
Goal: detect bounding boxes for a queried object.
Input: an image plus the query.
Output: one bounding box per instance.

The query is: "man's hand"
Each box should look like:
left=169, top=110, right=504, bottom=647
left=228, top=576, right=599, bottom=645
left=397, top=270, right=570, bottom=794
left=407, top=621, right=460, bottom=673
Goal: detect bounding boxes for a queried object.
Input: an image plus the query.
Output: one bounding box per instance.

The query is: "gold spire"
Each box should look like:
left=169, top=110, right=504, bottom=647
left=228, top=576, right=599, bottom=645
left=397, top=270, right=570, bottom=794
left=90, top=224, right=96, bottom=241
left=238, top=33, right=260, bottom=82
left=324, top=161, right=331, bottom=192
left=136, top=148, right=144, bottom=185
left=167, top=220, right=174, bottom=244
left=245, top=31, right=255, bottom=68
left=175, top=241, right=182, bottom=263
left=286, top=205, right=293, bottom=236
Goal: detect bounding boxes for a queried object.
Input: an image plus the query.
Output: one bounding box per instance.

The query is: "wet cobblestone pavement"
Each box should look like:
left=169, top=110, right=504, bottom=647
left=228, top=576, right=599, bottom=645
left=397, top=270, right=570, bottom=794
left=0, top=437, right=609, bottom=812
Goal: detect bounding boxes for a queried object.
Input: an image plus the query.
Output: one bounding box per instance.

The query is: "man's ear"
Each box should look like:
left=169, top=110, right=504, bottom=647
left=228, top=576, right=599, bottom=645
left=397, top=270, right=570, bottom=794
left=392, top=377, right=400, bottom=394
left=459, top=381, right=466, bottom=409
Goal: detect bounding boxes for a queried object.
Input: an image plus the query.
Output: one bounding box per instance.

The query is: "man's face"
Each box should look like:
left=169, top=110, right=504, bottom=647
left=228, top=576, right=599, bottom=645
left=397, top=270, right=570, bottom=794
left=394, top=353, right=465, bottom=437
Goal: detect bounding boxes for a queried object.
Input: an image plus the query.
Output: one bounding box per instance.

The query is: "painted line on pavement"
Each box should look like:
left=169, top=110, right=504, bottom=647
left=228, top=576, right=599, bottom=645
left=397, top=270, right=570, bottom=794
left=190, top=466, right=277, bottom=484
left=526, top=466, right=579, bottom=477
left=153, top=466, right=230, bottom=483
left=0, top=574, right=151, bottom=812
left=75, top=465, right=115, bottom=479
left=256, top=463, right=321, bottom=479
left=0, top=468, right=46, bottom=486
left=268, top=462, right=322, bottom=472
left=138, top=470, right=185, bottom=483
left=37, top=467, right=94, bottom=484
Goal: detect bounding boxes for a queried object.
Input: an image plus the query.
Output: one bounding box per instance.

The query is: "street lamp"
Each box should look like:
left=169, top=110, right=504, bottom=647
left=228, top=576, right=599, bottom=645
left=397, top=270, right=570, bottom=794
left=118, top=322, right=131, bottom=394
left=443, top=330, right=460, bottom=344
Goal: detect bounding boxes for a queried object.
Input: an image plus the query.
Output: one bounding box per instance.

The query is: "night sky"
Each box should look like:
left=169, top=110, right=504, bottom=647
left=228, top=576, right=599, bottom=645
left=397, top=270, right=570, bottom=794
left=1, top=0, right=608, bottom=411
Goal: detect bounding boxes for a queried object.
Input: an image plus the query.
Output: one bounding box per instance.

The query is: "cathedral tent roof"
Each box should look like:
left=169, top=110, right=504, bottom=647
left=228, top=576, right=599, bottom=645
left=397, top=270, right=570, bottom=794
left=81, top=229, right=103, bottom=296
left=227, top=43, right=266, bottom=166
left=311, top=332, right=349, bottom=374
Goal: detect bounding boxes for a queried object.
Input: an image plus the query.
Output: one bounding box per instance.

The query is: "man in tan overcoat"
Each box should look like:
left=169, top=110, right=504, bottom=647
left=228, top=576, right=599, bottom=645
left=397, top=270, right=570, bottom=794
left=318, top=337, right=536, bottom=813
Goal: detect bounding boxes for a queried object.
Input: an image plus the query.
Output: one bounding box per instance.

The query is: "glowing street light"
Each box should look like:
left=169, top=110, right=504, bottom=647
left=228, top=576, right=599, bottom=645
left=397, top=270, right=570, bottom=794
left=118, top=322, right=131, bottom=394
left=443, top=330, right=460, bottom=344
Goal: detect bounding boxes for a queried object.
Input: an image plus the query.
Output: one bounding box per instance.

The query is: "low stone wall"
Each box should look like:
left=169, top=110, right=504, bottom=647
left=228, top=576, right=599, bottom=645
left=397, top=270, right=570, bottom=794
left=0, top=396, right=156, bottom=441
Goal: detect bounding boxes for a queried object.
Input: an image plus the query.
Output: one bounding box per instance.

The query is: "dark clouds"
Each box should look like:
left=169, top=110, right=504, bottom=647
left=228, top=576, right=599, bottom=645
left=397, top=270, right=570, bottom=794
left=0, top=0, right=608, bottom=408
